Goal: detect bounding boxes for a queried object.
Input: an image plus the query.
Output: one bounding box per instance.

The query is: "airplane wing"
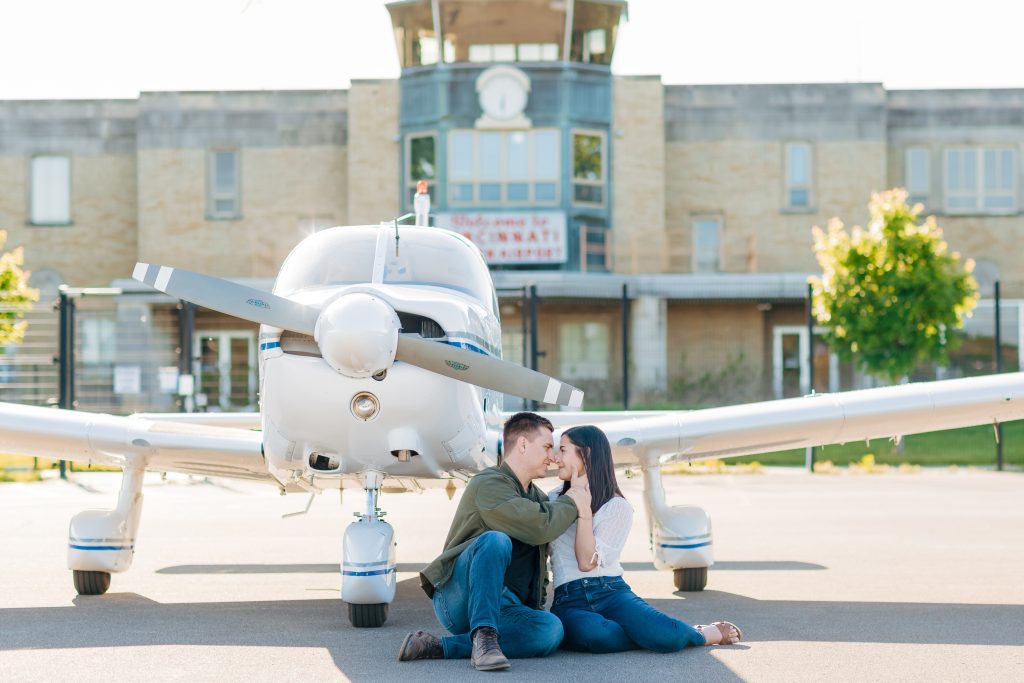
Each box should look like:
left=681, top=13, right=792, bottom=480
left=0, top=401, right=270, bottom=483
left=131, top=411, right=262, bottom=431
left=533, top=372, right=1024, bottom=467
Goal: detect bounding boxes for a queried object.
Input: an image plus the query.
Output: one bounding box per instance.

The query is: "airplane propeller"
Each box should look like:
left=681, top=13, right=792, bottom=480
left=132, top=263, right=319, bottom=335
left=133, top=262, right=584, bottom=408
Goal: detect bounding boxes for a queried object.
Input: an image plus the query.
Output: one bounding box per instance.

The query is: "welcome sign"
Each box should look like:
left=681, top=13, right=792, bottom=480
left=435, top=211, right=567, bottom=265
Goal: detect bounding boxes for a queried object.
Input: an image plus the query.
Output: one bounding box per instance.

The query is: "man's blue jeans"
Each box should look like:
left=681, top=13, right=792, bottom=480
left=551, top=576, right=705, bottom=653
left=432, top=530, right=563, bottom=659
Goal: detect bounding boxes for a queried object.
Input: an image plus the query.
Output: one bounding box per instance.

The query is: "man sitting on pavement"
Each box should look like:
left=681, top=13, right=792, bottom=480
left=398, top=412, right=585, bottom=671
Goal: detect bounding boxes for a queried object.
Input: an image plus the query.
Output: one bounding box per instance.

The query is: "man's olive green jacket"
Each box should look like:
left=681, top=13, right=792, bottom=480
left=420, top=462, right=579, bottom=609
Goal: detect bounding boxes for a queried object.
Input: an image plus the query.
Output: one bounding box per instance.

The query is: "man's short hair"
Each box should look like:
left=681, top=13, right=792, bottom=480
left=503, top=412, right=554, bottom=452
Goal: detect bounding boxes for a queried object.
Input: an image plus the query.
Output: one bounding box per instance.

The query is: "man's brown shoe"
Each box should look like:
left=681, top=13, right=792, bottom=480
left=397, top=630, right=443, bottom=661
left=470, top=627, right=510, bottom=671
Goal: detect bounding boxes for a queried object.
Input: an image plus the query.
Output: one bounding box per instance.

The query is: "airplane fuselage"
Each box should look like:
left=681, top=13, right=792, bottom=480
left=257, top=227, right=507, bottom=486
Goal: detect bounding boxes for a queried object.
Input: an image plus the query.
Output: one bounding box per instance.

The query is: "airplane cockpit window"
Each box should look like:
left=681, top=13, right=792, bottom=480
left=380, top=229, right=496, bottom=314
left=274, top=227, right=377, bottom=296
left=273, top=226, right=496, bottom=314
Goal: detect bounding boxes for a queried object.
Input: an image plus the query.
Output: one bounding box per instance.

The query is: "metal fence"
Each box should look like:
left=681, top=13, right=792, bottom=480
left=0, top=281, right=1020, bottom=472
left=0, top=301, right=59, bottom=406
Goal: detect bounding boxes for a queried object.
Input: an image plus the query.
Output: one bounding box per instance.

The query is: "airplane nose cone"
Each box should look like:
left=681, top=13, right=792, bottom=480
left=314, top=293, right=400, bottom=378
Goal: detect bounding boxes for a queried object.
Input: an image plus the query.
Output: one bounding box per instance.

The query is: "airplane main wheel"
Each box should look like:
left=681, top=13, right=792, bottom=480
left=673, top=567, right=707, bottom=592
left=73, top=570, right=111, bottom=595
left=348, top=602, right=388, bottom=628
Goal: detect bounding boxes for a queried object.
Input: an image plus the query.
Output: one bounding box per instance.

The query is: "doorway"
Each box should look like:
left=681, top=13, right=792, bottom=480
left=772, top=326, right=838, bottom=399
left=193, top=330, right=257, bottom=411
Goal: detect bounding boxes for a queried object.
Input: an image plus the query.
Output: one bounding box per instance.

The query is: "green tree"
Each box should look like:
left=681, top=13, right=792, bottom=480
left=0, top=230, right=39, bottom=345
left=810, top=189, right=978, bottom=384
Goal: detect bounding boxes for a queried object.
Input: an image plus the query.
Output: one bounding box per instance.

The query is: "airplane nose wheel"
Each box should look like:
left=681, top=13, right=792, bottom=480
left=348, top=602, right=388, bottom=628
left=341, top=471, right=396, bottom=628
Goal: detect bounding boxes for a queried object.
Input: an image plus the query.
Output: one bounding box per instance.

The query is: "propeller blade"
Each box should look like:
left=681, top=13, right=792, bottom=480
left=396, top=334, right=584, bottom=408
left=132, top=262, right=319, bottom=335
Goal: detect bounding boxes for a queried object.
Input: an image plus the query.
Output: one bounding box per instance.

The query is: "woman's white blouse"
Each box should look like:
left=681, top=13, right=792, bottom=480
left=548, top=488, right=634, bottom=588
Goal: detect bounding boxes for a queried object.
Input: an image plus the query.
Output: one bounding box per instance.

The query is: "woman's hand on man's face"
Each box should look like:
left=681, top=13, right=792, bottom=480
left=567, top=466, right=591, bottom=514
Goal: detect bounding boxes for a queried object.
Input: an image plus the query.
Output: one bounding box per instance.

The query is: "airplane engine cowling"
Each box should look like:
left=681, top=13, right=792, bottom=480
left=315, top=293, right=400, bottom=378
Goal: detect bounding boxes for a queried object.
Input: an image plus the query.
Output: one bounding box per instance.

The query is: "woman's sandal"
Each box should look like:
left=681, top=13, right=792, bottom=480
left=698, top=621, right=743, bottom=645
left=712, top=621, right=743, bottom=644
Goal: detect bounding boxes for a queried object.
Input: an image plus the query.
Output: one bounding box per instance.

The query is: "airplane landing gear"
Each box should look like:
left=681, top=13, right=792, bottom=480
left=673, top=566, right=708, bottom=592
left=73, top=570, right=111, bottom=595
left=348, top=602, right=388, bottom=628
left=68, top=465, right=146, bottom=596
left=641, top=467, right=713, bottom=592
left=341, top=470, right=396, bottom=628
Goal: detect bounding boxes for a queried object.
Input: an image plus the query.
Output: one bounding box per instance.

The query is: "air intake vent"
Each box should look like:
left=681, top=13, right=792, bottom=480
left=397, top=312, right=446, bottom=338
left=280, top=331, right=321, bottom=357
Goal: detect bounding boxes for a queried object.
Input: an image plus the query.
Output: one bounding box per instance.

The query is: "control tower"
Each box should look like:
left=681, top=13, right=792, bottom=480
left=386, top=0, right=627, bottom=271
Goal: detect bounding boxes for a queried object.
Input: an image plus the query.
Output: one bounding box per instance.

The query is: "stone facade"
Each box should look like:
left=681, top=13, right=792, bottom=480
left=1, top=79, right=1022, bottom=411
left=611, top=76, right=666, bottom=273
left=887, top=89, right=1024, bottom=297
left=3, top=82, right=1021, bottom=291
left=346, top=80, right=400, bottom=226
left=663, top=84, right=887, bottom=275
left=0, top=100, right=138, bottom=288
left=135, top=91, right=348, bottom=279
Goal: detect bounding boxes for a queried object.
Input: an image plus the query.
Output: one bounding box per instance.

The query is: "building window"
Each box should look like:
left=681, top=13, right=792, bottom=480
left=572, top=130, right=605, bottom=206
left=208, top=150, right=240, bottom=219
left=468, top=42, right=558, bottom=63
left=692, top=217, right=721, bottom=273
left=406, top=133, right=436, bottom=208
left=559, top=321, right=609, bottom=380
left=30, top=155, right=71, bottom=225
left=583, top=29, right=607, bottom=63
left=448, top=129, right=559, bottom=206
left=784, top=143, right=812, bottom=209
left=80, top=318, right=116, bottom=365
left=944, top=148, right=1017, bottom=214
left=905, top=148, right=931, bottom=208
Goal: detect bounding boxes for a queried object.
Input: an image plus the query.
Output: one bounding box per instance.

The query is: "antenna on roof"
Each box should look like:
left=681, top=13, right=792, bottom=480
left=392, top=212, right=416, bottom=256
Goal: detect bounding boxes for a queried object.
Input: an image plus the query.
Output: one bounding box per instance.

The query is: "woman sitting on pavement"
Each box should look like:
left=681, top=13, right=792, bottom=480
left=551, top=425, right=743, bottom=653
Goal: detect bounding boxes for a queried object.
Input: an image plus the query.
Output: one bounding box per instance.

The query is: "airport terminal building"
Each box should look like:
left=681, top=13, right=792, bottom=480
left=0, top=0, right=1021, bottom=413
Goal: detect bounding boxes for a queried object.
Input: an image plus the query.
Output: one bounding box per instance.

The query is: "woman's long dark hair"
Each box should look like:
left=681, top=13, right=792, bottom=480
left=559, top=425, right=623, bottom=515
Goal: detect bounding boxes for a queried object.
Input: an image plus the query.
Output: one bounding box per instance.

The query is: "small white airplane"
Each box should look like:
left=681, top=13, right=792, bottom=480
left=1, top=222, right=1022, bottom=628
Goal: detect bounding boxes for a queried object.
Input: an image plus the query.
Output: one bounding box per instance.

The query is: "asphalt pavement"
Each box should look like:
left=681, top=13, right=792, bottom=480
left=1, top=467, right=1022, bottom=682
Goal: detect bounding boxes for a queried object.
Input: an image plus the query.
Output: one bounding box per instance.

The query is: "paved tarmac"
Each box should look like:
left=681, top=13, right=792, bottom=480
left=1, top=467, right=1022, bottom=682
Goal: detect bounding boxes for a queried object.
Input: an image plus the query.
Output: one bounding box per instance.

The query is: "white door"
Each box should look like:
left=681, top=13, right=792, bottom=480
left=193, top=330, right=257, bottom=411
left=772, top=326, right=839, bottom=399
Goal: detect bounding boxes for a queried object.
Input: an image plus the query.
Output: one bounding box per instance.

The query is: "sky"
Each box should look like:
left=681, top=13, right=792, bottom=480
left=1, top=0, right=1023, bottom=99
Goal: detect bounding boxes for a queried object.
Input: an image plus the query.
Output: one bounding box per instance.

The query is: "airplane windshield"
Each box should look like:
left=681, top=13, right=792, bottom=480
left=274, top=226, right=496, bottom=313
left=274, top=227, right=376, bottom=295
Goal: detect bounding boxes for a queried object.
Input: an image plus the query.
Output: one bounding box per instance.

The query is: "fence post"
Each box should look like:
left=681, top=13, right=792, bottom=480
left=622, top=283, right=630, bottom=410
left=57, top=289, right=76, bottom=480
left=520, top=287, right=529, bottom=368
left=805, top=282, right=815, bottom=472
left=994, top=281, right=1003, bottom=471
left=529, top=284, right=540, bottom=411
left=178, top=301, right=195, bottom=412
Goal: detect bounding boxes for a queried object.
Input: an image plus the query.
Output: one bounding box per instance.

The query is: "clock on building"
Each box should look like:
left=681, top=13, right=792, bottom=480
left=475, top=65, right=532, bottom=129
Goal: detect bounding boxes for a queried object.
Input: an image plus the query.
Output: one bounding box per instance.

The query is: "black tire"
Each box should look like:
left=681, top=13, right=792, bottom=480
left=347, top=602, right=388, bottom=628
left=73, top=570, right=111, bottom=595
left=673, top=567, right=708, bottom=592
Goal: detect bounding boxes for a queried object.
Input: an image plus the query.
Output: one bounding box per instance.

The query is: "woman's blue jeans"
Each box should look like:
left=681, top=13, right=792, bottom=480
left=432, top=530, right=563, bottom=659
left=551, top=576, right=705, bottom=654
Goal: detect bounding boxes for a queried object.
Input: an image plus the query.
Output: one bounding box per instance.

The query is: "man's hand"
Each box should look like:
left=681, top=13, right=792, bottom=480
left=566, top=466, right=592, bottom=518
